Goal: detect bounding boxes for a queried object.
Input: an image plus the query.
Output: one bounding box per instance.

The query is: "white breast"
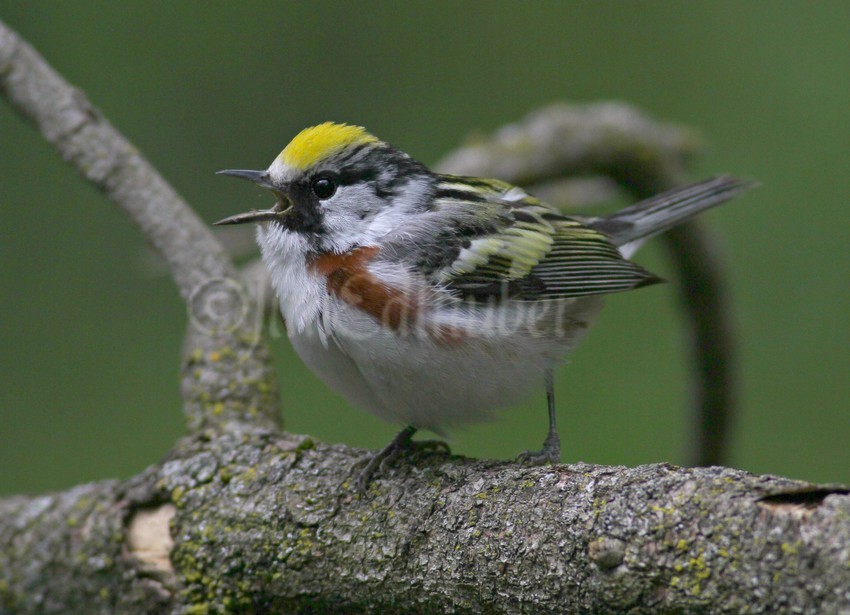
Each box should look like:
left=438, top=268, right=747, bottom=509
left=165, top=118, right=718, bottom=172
left=258, top=225, right=604, bottom=433
left=318, top=294, right=603, bottom=432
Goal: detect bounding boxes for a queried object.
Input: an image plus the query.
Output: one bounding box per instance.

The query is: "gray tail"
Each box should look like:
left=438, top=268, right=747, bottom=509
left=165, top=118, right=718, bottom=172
left=591, top=176, right=757, bottom=247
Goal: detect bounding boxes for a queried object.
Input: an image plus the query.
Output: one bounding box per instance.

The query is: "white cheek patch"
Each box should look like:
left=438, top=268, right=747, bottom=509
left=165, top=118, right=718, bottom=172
left=366, top=177, right=432, bottom=240
left=317, top=183, right=380, bottom=253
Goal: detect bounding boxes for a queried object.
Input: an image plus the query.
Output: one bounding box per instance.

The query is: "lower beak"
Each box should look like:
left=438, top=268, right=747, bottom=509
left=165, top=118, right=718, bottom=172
left=213, top=209, right=282, bottom=225
left=215, top=168, right=286, bottom=225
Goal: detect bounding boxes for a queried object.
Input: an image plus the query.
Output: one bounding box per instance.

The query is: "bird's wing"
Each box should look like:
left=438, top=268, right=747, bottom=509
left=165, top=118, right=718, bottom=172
left=381, top=175, right=660, bottom=301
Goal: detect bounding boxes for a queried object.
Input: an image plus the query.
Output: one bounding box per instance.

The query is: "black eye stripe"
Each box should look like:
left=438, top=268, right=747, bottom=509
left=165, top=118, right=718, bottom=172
left=336, top=164, right=380, bottom=186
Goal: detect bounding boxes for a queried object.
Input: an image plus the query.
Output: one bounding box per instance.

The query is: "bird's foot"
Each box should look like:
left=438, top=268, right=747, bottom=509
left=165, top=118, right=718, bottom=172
left=517, top=431, right=561, bottom=466
left=407, top=439, right=452, bottom=455
left=355, top=428, right=451, bottom=494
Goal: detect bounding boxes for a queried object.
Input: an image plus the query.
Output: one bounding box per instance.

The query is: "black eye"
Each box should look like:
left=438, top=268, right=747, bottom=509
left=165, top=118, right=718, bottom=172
left=311, top=176, right=336, bottom=200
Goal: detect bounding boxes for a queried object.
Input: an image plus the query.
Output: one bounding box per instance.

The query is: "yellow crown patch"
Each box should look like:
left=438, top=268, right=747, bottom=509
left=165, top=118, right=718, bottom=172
left=278, top=122, right=378, bottom=171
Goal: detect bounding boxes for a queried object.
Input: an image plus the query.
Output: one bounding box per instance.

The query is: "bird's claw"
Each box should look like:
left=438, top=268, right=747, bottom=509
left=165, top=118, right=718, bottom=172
left=517, top=432, right=561, bottom=466
left=355, top=430, right=451, bottom=495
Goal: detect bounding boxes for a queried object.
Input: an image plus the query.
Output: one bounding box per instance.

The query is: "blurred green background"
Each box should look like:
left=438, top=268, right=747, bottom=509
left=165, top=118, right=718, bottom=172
left=2, top=1, right=848, bottom=496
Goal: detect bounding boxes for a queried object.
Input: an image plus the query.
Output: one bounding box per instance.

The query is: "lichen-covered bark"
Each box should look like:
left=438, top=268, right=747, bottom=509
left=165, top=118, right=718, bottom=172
left=0, top=481, right=169, bottom=613
left=2, top=431, right=849, bottom=613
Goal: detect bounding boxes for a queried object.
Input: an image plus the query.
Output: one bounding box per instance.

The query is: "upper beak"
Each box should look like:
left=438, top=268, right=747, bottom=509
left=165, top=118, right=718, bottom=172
left=217, top=168, right=274, bottom=188
left=214, top=169, right=285, bottom=226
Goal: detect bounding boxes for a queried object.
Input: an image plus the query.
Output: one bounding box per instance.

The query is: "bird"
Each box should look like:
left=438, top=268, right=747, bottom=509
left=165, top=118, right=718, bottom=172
left=215, top=122, right=754, bottom=492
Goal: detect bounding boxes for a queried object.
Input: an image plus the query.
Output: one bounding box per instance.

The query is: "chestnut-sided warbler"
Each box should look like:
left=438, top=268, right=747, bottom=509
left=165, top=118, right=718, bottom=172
left=216, top=122, right=753, bottom=491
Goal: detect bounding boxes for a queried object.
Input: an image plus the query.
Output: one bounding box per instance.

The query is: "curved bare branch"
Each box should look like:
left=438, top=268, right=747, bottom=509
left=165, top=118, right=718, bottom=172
left=0, top=18, right=280, bottom=432
left=435, top=104, right=736, bottom=466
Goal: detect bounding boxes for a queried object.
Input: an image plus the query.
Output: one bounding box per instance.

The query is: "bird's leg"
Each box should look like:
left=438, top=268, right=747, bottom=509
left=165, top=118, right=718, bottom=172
left=517, top=371, right=561, bottom=465
left=355, top=426, right=452, bottom=493
left=356, top=425, right=417, bottom=494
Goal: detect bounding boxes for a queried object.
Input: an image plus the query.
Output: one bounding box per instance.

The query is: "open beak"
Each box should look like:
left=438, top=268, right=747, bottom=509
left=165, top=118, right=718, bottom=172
left=214, top=169, right=288, bottom=225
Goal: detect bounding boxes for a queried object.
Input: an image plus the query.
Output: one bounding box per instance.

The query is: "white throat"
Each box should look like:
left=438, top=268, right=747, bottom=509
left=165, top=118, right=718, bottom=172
left=256, top=224, right=324, bottom=332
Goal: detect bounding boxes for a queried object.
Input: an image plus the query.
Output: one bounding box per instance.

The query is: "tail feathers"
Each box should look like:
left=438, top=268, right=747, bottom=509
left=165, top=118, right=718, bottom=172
left=592, top=176, right=757, bottom=248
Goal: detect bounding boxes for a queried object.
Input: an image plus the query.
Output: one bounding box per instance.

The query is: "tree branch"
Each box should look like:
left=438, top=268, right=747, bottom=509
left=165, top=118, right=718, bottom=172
left=435, top=104, right=737, bottom=466
left=0, top=20, right=228, bottom=303
left=3, top=19, right=813, bottom=614
left=0, top=18, right=280, bottom=432
left=2, top=431, right=849, bottom=612
left=662, top=222, right=737, bottom=466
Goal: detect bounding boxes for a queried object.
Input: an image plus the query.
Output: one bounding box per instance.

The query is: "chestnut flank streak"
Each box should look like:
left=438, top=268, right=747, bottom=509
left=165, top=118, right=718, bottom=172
left=308, top=247, right=466, bottom=345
